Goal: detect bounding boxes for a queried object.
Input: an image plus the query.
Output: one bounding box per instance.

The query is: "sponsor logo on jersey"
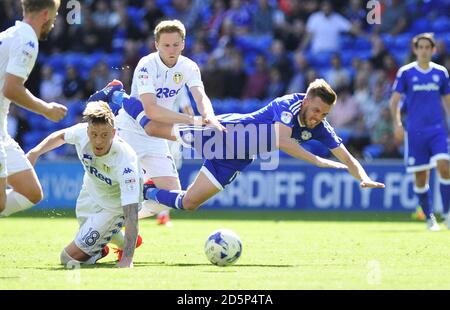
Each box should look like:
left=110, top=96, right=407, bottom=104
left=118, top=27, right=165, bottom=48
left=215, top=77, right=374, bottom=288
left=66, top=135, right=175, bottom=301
left=82, top=153, right=93, bottom=165
left=25, top=41, right=35, bottom=48
left=123, top=167, right=133, bottom=175
left=88, top=166, right=112, bottom=185
left=301, top=130, right=312, bottom=140
left=173, top=72, right=183, bottom=84
left=156, top=87, right=181, bottom=98
left=125, top=178, right=136, bottom=184
left=280, top=111, right=293, bottom=124
left=412, top=83, right=439, bottom=91
left=139, top=67, right=148, bottom=73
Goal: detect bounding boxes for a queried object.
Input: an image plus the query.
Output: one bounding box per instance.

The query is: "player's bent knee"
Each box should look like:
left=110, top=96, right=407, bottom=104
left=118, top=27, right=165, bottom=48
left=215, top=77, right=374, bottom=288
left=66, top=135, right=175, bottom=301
left=27, top=188, right=44, bottom=205
left=182, top=197, right=201, bottom=211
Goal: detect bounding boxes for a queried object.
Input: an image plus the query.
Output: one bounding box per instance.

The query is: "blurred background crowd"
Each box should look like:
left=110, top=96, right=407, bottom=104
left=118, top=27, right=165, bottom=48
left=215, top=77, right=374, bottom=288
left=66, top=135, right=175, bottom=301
left=1, top=0, right=449, bottom=159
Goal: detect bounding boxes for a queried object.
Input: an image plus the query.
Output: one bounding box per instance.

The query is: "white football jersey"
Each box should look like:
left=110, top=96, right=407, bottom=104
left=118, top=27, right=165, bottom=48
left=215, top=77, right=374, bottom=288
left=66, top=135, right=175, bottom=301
left=116, top=52, right=203, bottom=157
left=0, top=21, right=39, bottom=137
left=64, top=123, right=141, bottom=214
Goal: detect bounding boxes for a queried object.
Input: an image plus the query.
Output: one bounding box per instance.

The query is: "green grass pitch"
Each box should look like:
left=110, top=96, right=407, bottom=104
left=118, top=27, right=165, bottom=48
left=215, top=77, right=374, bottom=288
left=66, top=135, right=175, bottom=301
left=1, top=210, right=450, bottom=290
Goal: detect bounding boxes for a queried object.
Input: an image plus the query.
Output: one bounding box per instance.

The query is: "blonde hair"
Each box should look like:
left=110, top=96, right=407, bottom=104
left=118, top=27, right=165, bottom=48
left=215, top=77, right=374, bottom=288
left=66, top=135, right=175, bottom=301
left=21, top=0, right=59, bottom=14
left=82, top=101, right=115, bottom=127
left=154, top=19, right=186, bottom=42
left=306, top=79, right=337, bottom=106
left=412, top=32, right=436, bottom=48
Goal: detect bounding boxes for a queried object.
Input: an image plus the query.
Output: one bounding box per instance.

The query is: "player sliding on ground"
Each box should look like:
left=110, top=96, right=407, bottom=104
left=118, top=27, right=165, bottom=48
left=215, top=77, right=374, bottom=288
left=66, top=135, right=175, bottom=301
left=27, top=101, right=141, bottom=268
left=94, top=78, right=385, bottom=212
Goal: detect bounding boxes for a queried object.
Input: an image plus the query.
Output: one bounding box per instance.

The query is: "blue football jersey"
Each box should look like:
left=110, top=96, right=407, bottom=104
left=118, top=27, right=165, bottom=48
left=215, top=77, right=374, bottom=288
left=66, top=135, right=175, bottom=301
left=393, top=61, right=450, bottom=131
left=177, top=93, right=342, bottom=160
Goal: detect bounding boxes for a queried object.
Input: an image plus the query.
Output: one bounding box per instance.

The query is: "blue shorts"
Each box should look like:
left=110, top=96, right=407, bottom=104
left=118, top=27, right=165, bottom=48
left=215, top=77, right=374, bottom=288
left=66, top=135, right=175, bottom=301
left=201, top=158, right=253, bottom=190
left=175, top=124, right=254, bottom=189
left=405, top=127, right=450, bottom=173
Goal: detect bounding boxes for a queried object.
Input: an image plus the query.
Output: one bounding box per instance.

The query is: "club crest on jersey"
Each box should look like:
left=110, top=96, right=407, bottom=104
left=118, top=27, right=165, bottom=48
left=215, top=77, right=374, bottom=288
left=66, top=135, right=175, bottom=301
left=173, top=72, right=183, bottom=84
left=182, top=132, right=194, bottom=143
left=301, top=130, right=312, bottom=140
left=280, top=111, right=293, bottom=124
left=432, top=74, right=440, bottom=82
left=102, top=164, right=110, bottom=173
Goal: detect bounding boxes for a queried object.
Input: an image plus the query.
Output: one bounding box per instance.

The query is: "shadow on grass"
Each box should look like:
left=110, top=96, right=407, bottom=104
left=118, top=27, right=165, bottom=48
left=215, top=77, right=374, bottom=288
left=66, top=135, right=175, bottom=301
left=25, top=261, right=298, bottom=271
left=10, top=209, right=419, bottom=223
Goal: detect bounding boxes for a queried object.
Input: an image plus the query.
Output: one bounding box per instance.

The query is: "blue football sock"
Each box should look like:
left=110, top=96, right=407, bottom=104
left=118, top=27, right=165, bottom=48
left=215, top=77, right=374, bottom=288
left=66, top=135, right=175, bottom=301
left=414, top=185, right=432, bottom=219
left=145, top=188, right=185, bottom=210
left=439, top=179, right=450, bottom=215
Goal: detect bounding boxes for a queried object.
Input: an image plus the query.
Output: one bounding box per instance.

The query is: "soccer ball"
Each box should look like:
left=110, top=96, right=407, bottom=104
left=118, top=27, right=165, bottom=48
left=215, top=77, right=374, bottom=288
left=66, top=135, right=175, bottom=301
left=204, top=229, right=242, bottom=266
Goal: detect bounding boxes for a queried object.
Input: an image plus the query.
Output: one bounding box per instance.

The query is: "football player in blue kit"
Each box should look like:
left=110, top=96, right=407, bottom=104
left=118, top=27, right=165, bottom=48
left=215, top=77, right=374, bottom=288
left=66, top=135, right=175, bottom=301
left=93, top=78, right=385, bottom=212
left=390, top=33, right=450, bottom=231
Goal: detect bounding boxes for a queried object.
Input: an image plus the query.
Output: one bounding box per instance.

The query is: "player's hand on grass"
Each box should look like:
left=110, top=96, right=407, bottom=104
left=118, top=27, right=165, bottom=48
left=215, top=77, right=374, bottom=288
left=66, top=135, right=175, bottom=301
left=360, top=180, right=385, bottom=188
left=43, top=102, right=67, bottom=122
left=203, top=115, right=227, bottom=132
left=116, top=257, right=134, bottom=268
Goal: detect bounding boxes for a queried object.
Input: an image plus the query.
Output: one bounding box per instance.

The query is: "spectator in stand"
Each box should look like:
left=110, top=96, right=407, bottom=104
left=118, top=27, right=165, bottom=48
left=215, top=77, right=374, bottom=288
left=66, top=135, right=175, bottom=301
left=251, top=0, right=275, bottom=35
left=242, top=54, right=270, bottom=100
left=433, top=40, right=448, bottom=66
left=301, top=1, right=360, bottom=54
left=142, top=0, right=165, bottom=35
left=40, top=65, right=63, bottom=103
left=204, top=0, right=227, bottom=44
left=266, top=68, right=285, bottom=100
left=267, top=39, right=293, bottom=85
left=224, top=50, right=246, bottom=98
left=370, top=36, right=390, bottom=70
left=190, top=40, right=209, bottom=71
left=325, top=53, right=351, bottom=90
left=375, top=0, right=408, bottom=35
left=63, top=65, right=85, bottom=100
left=287, top=50, right=309, bottom=93
left=223, top=0, right=252, bottom=35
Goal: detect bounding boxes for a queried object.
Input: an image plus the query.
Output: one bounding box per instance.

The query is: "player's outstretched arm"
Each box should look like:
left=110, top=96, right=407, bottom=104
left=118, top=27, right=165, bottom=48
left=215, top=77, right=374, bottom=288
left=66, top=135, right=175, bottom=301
left=275, top=122, right=347, bottom=169
left=140, top=93, right=202, bottom=125
left=116, top=203, right=139, bottom=268
left=190, top=86, right=226, bottom=132
left=331, top=145, right=385, bottom=189
left=26, top=130, right=67, bottom=166
left=4, top=73, right=67, bottom=122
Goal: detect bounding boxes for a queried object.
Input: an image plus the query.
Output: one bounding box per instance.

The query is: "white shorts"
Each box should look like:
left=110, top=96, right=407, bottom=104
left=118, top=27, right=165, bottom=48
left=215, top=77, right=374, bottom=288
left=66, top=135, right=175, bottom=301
left=0, top=136, right=32, bottom=178
left=140, top=154, right=179, bottom=180
left=75, top=188, right=124, bottom=256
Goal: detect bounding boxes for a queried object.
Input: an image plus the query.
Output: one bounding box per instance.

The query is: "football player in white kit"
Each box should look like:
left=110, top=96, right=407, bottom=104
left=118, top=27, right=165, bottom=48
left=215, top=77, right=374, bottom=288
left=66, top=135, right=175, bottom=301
left=0, top=0, right=67, bottom=217
left=114, top=19, right=225, bottom=219
left=27, top=101, right=140, bottom=268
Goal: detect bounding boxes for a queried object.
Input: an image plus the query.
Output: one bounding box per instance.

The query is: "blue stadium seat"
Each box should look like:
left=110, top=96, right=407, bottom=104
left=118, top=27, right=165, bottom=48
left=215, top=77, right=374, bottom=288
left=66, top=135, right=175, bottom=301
left=432, top=16, right=450, bottom=33
left=409, top=18, right=431, bottom=33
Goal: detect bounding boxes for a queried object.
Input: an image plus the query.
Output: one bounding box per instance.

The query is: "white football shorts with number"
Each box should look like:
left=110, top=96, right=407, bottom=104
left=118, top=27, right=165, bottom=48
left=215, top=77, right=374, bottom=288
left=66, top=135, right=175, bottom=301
left=0, top=21, right=39, bottom=177
left=64, top=123, right=141, bottom=255
left=115, top=52, right=203, bottom=178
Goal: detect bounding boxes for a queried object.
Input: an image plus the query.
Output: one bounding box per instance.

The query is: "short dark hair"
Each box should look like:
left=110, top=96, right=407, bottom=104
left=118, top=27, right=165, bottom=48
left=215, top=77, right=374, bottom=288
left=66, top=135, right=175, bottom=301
left=306, top=79, right=337, bottom=106
left=412, top=32, right=436, bottom=48
left=21, top=0, right=59, bottom=14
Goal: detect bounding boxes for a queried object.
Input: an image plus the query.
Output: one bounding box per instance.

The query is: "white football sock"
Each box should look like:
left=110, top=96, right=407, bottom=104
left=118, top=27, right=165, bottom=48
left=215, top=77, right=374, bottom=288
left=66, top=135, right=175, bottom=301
left=110, top=230, right=125, bottom=249
left=83, top=253, right=102, bottom=265
left=0, top=190, right=34, bottom=217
